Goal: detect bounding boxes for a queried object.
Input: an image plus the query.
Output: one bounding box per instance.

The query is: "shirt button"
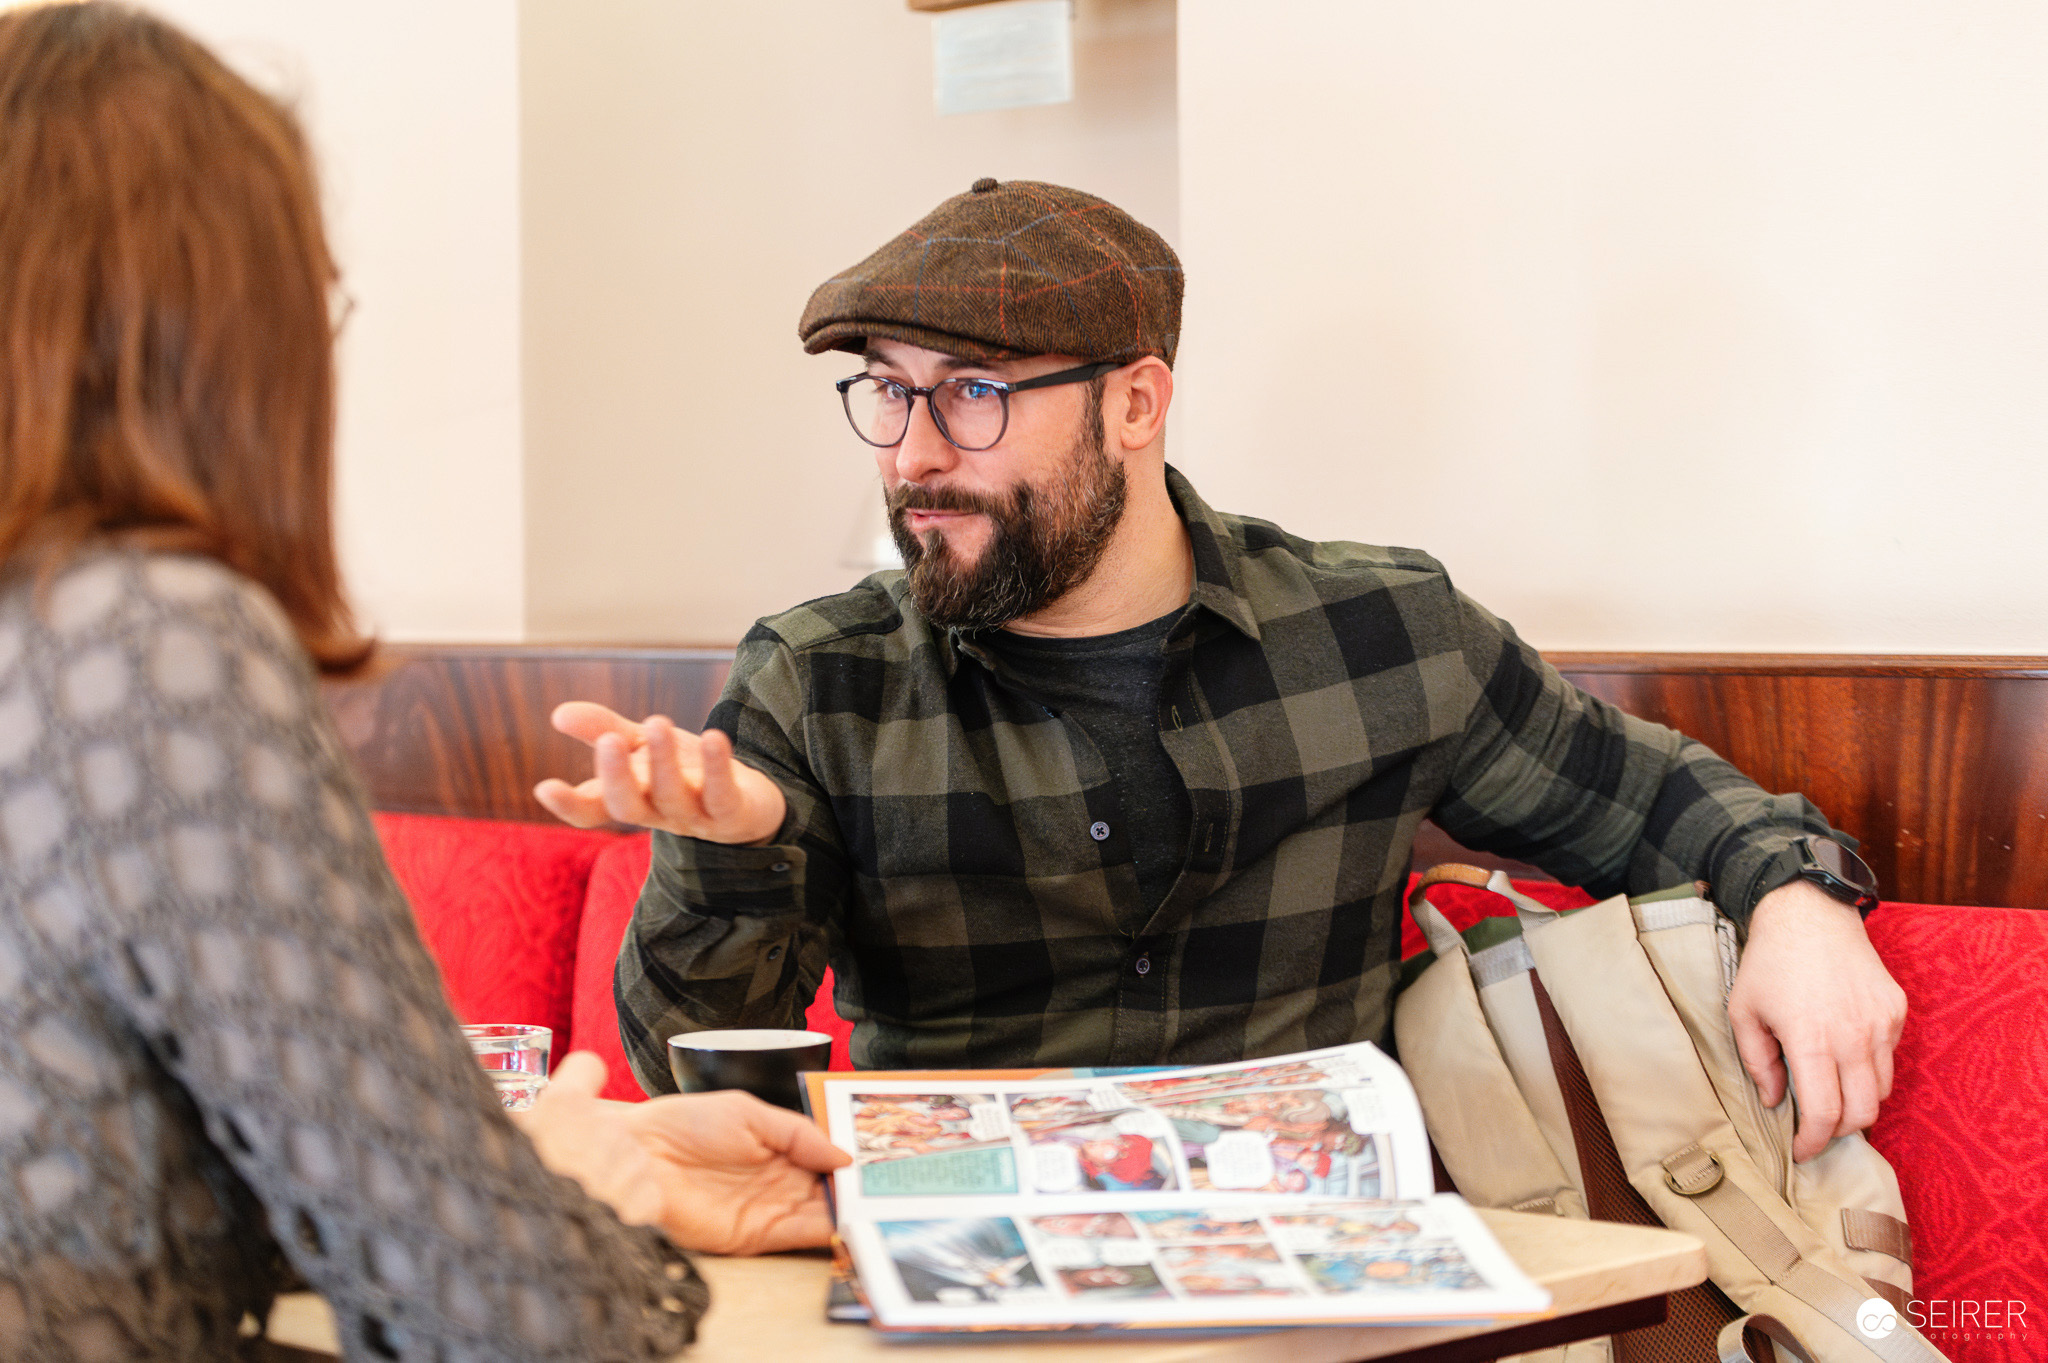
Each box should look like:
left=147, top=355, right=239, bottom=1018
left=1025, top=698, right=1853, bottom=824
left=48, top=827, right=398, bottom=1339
left=1134, top=953, right=1151, bottom=976
left=1089, top=821, right=1110, bottom=842
left=770, top=861, right=790, bottom=873
left=766, top=945, right=783, bottom=961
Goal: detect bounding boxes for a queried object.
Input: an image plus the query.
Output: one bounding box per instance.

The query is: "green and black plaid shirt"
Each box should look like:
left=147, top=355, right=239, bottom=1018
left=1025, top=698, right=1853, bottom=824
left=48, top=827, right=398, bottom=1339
left=617, top=469, right=1834, bottom=1085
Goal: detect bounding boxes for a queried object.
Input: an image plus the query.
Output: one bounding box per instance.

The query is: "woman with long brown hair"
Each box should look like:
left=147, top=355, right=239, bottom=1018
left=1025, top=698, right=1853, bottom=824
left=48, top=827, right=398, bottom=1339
left=0, top=5, right=842, bottom=1358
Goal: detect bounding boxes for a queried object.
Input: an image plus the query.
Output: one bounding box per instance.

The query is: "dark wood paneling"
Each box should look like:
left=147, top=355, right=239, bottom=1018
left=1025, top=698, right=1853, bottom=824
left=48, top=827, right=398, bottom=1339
left=1547, top=654, right=2048, bottom=911
left=322, top=645, right=731, bottom=823
left=323, top=645, right=2048, bottom=908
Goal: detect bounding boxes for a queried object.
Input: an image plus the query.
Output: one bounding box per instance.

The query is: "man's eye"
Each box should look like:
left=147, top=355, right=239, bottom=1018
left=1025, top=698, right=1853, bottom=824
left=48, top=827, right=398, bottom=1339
left=871, top=379, right=909, bottom=402
left=956, top=380, right=1001, bottom=402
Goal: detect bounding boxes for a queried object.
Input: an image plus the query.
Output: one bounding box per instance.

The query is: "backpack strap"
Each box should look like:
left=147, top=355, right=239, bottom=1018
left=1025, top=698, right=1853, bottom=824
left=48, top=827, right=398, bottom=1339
left=1719, top=1313, right=1818, bottom=1363
left=1840, top=1210, right=1913, bottom=1266
left=1661, top=1145, right=1946, bottom=1362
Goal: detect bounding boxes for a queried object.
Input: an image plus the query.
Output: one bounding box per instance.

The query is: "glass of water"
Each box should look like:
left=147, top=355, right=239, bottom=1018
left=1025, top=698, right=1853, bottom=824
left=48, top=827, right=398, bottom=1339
left=461, top=1024, right=551, bottom=1110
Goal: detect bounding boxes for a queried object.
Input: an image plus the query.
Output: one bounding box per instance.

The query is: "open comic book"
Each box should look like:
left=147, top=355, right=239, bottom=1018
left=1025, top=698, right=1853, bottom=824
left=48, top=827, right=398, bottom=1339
left=803, top=1041, right=1550, bottom=1332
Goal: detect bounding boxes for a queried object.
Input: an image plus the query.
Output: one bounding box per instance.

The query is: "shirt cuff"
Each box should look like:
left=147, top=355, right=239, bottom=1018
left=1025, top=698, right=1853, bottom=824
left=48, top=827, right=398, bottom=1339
left=662, top=823, right=808, bottom=921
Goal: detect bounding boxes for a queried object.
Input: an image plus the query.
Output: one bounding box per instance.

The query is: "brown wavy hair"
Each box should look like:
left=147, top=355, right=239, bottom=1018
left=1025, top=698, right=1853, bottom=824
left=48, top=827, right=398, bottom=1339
left=0, top=2, right=370, bottom=673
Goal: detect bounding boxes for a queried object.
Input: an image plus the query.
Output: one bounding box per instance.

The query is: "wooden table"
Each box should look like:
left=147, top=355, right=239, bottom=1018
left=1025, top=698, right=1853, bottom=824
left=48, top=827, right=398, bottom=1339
left=267, top=1209, right=1704, bottom=1362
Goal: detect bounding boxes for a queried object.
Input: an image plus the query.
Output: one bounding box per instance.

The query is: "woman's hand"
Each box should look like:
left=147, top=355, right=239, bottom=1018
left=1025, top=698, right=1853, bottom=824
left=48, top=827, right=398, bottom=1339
left=512, top=1052, right=849, bottom=1254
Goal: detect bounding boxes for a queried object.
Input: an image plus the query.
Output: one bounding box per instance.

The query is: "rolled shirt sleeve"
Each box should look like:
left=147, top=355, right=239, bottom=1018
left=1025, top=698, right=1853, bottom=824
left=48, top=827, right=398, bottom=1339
left=614, top=632, right=846, bottom=1094
left=1430, top=590, right=1839, bottom=924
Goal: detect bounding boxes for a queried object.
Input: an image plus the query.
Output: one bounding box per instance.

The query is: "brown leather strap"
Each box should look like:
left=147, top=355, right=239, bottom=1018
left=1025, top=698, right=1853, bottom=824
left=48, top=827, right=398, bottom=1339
left=1842, top=1208, right=1914, bottom=1265
left=1530, top=974, right=1738, bottom=1363
left=1407, top=861, right=1492, bottom=906
left=1864, top=1278, right=1913, bottom=1317
left=1718, top=1314, right=1818, bottom=1363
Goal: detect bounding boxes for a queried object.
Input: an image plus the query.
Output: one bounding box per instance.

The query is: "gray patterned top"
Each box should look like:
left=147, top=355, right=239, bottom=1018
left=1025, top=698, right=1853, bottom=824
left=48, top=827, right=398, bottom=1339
left=0, top=551, right=704, bottom=1361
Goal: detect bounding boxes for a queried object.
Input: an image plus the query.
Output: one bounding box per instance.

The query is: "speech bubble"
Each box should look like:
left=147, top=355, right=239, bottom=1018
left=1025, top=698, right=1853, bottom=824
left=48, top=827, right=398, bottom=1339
left=1206, top=1131, right=1277, bottom=1189
left=967, top=1101, right=1009, bottom=1142
left=1031, top=1142, right=1085, bottom=1193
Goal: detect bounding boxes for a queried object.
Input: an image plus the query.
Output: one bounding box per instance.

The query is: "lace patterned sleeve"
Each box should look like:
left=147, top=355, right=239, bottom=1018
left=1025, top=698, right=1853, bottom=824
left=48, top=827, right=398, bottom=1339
left=2, top=553, right=702, bottom=1361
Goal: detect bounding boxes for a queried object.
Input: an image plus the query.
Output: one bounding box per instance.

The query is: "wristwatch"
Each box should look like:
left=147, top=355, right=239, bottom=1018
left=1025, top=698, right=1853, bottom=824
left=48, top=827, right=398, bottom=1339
left=1768, top=835, right=1881, bottom=916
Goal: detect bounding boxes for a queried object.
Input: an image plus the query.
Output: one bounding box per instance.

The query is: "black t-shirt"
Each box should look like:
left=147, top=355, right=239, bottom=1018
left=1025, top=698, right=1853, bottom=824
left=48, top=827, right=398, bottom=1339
left=981, top=610, right=1194, bottom=929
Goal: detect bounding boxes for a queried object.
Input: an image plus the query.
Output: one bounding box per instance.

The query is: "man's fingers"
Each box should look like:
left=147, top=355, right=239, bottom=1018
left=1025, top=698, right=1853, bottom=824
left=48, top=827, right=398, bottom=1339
left=1784, top=1048, right=1844, bottom=1163
left=644, top=717, right=696, bottom=821
left=534, top=777, right=611, bottom=828
left=596, top=732, right=661, bottom=826
left=551, top=700, right=643, bottom=747
left=1730, top=1006, right=1788, bottom=1109
left=1836, top=1060, right=1883, bottom=1142
left=698, top=729, right=742, bottom=824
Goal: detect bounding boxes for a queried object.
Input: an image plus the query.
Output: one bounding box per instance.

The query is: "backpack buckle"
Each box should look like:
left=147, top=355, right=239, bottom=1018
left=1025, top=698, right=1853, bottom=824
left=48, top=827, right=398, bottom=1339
left=1662, top=1144, right=1725, bottom=1196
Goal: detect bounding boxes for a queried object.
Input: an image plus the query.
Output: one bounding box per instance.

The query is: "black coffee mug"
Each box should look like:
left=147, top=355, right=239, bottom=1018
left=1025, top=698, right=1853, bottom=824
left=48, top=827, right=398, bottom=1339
left=668, top=1028, right=834, bottom=1112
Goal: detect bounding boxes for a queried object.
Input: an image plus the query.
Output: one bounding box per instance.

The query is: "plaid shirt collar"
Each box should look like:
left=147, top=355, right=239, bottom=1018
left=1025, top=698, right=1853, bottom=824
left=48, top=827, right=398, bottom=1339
left=944, top=465, right=1264, bottom=677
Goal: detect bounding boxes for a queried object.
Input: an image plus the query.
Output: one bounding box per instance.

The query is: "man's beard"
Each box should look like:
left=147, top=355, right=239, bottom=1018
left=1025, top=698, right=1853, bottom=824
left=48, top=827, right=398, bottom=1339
left=887, top=402, right=1127, bottom=632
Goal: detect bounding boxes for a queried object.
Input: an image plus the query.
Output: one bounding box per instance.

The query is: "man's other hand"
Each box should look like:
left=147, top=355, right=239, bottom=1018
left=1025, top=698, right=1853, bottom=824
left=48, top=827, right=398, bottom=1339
left=1728, top=880, right=1907, bottom=1163
left=534, top=702, right=787, bottom=845
left=514, top=1051, right=850, bottom=1255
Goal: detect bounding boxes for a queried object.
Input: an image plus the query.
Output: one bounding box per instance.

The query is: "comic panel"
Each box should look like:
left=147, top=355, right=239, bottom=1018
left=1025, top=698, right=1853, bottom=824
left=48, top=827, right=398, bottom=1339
left=1269, top=1207, right=1427, bottom=1254
left=1128, top=1209, right=1266, bottom=1241
left=1297, top=1244, right=1489, bottom=1295
left=1019, top=1109, right=1181, bottom=1194
left=1005, top=1089, right=1113, bottom=1131
left=1156, top=1088, right=1384, bottom=1195
left=1026, top=1214, right=1172, bottom=1301
left=1155, top=1242, right=1299, bottom=1298
left=875, top=1217, right=1050, bottom=1306
left=1112, top=1057, right=1342, bottom=1105
left=850, top=1093, right=1018, bottom=1197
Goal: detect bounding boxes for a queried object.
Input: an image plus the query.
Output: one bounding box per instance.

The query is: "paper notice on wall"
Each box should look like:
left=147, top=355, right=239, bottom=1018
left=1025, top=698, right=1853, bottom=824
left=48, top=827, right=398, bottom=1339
left=933, top=0, right=1074, bottom=117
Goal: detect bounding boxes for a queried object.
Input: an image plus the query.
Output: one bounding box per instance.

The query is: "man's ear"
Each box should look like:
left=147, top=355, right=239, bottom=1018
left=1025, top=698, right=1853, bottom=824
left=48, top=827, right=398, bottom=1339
left=1108, top=356, right=1173, bottom=452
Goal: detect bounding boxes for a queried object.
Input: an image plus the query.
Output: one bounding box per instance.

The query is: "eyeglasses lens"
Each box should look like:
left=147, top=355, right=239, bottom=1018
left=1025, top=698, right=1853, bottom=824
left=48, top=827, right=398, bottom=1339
left=842, top=377, right=1007, bottom=450
left=842, top=378, right=906, bottom=446
left=932, top=379, right=1006, bottom=450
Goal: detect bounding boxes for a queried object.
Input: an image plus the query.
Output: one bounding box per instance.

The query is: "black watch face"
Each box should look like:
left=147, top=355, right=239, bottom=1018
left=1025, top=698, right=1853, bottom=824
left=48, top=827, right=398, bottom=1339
left=1808, top=837, right=1878, bottom=893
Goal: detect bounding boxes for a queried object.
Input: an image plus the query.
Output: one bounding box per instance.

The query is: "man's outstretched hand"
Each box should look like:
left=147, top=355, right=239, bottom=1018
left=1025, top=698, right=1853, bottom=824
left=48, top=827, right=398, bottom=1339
left=514, top=1052, right=850, bottom=1255
left=534, top=701, right=786, bottom=845
left=1728, top=880, right=1907, bottom=1163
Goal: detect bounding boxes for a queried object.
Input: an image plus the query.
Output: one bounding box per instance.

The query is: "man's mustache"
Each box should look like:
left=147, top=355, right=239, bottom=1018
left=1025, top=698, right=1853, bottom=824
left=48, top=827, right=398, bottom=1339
left=888, top=484, right=1015, bottom=519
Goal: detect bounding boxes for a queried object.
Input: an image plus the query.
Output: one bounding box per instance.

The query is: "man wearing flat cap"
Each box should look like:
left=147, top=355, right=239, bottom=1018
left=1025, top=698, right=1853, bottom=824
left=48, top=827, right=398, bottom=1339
left=542, top=179, right=1904, bottom=1163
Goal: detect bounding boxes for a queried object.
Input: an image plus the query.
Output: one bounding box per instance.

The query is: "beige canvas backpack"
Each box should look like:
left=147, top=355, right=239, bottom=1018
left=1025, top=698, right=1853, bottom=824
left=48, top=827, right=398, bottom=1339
left=1393, top=865, right=1945, bottom=1363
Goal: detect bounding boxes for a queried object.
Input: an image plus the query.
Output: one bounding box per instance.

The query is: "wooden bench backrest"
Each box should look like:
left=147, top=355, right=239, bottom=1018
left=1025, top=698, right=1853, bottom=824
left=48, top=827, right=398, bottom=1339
left=325, top=646, right=2048, bottom=909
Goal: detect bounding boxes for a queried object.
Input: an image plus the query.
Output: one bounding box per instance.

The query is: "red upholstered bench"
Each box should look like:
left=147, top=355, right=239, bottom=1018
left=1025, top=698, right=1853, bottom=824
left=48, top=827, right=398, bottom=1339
left=373, top=812, right=624, bottom=1049
left=378, top=813, right=2047, bottom=1363
left=374, top=814, right=854, bottom=1105
left=570, top=834, right=854, bottom=1101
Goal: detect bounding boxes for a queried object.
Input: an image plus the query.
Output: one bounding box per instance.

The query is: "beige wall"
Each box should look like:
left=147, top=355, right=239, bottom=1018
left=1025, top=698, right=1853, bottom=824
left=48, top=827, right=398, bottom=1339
left=154, top=0, right=527, bottom=642
left=1177, top=0, right=2048, bottom=653
left=156, top=2, right=2048, bottom=652
left=518, top=0, right=1179, bottom=642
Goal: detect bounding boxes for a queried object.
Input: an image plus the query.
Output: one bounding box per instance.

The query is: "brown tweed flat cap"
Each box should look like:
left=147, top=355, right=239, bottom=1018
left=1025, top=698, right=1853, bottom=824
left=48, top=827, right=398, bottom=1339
left=799, top=178, right=1182, bottom=367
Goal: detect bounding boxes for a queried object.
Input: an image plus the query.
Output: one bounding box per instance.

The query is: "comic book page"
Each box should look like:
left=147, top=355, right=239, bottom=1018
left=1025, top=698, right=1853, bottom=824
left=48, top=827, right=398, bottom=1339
left=838, top=1194, right=1547, bottom=1329
left=813, top=1042, right=1549, bottom=1329
left=821, top=1042, right=1432, bottom=1214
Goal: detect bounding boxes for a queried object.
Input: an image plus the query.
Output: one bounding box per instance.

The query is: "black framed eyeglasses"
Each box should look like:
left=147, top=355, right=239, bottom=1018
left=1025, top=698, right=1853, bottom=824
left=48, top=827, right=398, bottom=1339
left=835, top=360, right=1120, bottom=451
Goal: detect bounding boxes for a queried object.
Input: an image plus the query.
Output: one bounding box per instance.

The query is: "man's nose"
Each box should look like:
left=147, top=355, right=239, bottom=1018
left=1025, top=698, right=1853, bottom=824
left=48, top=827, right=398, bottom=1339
left=887, top=396, right=960, bottom=484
